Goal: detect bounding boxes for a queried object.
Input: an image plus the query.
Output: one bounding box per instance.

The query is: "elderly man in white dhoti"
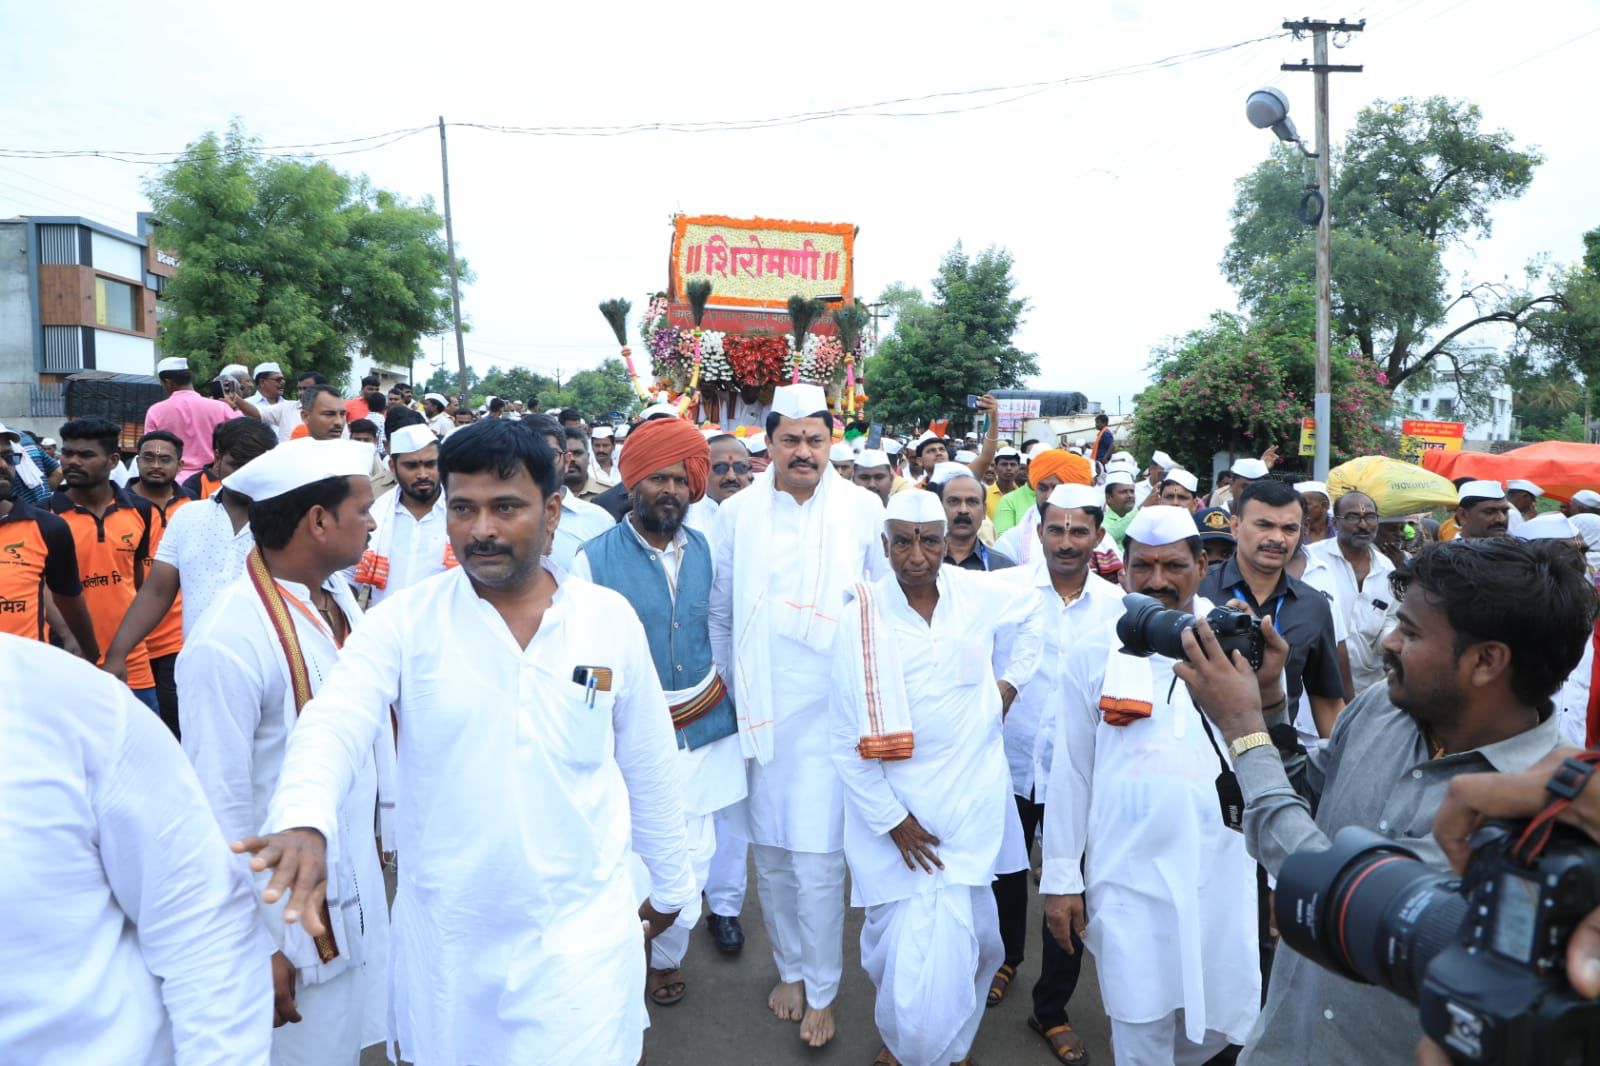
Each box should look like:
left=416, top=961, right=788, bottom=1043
left=234, top=419, right=695, bottom=1066
left=177, top=438, right=391, bottom=1065
left=709, top=382, right=890, bottom=1048
left=831, top=489, right=1044, bottom=1066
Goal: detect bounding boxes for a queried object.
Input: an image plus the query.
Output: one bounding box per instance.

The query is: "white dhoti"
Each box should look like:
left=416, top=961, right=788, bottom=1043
left=705, top=800, right=749, bottom=916
left=271, top=967, right=365, bottom=1065
left=859, top=885, right=1003, bottom=1066
left=649, top=811, right=715, bottom=970
left=752, top=844, right=847, bottom=1009
left=1112, top=1009, right=1233, bottom=1066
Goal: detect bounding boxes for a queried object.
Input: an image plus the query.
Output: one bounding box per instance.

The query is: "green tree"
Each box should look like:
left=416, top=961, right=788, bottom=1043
left=422, top=361, right=479, bottom=398
left=1132, top=286, right=1391, bottom=476
left=1224, top=97, right=1556, bottom=393
left=553, top=359, right=637, bottom=421
left=144, top=122, right=465, bottom=385
left=475, top=366, right=558, bottom=410
left=865, top=244, right=1038, bottom=431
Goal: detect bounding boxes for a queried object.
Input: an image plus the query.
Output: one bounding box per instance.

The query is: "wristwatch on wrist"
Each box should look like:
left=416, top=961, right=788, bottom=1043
left=1228, top=731, right=1274, bottom=761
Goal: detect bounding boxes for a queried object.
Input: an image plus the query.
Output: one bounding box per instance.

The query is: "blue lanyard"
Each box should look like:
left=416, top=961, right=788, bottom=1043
left=1234, top=582, right=1285, bottom=620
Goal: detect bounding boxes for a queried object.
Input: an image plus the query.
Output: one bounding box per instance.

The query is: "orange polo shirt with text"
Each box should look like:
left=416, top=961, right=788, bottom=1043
left=49, top=488, right=155, bottom=690
left=140, top=487, right=195, bottom=659
left=0, top=498, right=83, bottom=642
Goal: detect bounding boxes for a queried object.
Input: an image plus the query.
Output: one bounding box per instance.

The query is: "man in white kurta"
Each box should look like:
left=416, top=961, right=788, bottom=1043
left=0, top=634, right=273, bottom=1064
left=989, top=485, right=1125, bottom=1059
left=348, top=424, right=454, bottom=607
left=244, top=418, right=695, bottom=1066
left=709, top=384, right=889, bottom=1047
left=831, top=491, right=1042, bottom=1066
left=1042, top=506, right=1262, bottom=1066
left=178, top=440, right=390, bottom=1065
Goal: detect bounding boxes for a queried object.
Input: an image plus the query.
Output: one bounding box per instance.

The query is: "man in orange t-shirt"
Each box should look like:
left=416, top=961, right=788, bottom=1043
left=50, top=417, right=159, bottom=712
left=0, top=427, right=98, bottom=654
left=127, top=429, right=196, bottom=736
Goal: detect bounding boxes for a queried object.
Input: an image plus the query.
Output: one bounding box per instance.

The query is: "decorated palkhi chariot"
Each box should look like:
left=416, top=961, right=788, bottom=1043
left=597, top=214, right=870, bottom=431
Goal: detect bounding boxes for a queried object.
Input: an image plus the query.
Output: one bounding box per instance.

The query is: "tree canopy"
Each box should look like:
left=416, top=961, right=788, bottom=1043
left=449, top=358, right=637, bottom=420
left=144, top=122, right=464, bottom=386
left=865, top=244, right=1038, bottom=431
left=1223, top=96, right=1554, bottom=394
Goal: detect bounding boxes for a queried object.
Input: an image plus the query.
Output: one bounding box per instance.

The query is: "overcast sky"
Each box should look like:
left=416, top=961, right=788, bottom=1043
left=3, top=0, right=1596, bottom=410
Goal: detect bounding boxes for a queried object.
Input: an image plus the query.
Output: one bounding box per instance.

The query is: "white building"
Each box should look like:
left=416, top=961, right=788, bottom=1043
left=1393, top=349, right=1515, bottom=443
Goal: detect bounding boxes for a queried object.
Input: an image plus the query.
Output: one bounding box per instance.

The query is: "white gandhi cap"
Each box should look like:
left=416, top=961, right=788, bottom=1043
left=1457, top=479, right=1505, bottom=503
left=855, top=449, right=890, bottom=470
left=156, top=356, right=188, bottom=373
left=388, top=424, right=437, bottom=457
left=1162, top=469, right=1199, bottom=493
left=928, top=461, right=972, bottom=487
left=1506, top=479, right=1543, bottom=497
left=1516, top=513, right=1578, bottom=541
left=884, top=488, right=946, bottom=528
left=1046, top=484, right=1104, bottom=512
left=1125, top=505, right=1201, bottom=547
left=1231, top=457, right=1270, bottom=479
left=252, top=362, right=282, bottom=378
left=829, top=442, right=854, bottom=463
left=223, top=438, right=374, bottom=503
left=770, top=383, right=829, bottom=421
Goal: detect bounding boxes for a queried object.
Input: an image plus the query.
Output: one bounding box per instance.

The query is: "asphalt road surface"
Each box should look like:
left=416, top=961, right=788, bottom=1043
left=362, top=859, right=1116, bottom=1064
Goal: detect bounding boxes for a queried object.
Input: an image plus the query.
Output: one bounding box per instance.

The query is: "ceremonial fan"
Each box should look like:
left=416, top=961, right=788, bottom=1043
left=832, top=300, right=869, bottom=418
left=678, top=281, right=713, bottom=418
left=599, top=298, right=650, bottom=401
left=786, top=295, right=823, bottom=384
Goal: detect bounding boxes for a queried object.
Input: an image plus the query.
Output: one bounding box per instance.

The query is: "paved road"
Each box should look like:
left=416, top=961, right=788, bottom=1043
left=363, top=860, right=1115, bottom=1064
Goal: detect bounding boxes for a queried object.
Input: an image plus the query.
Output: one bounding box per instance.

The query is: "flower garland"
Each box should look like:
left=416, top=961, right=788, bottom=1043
left=725, top=335, right=790, bottom=386
left=697, top=330, right=731, bottom=384
left=787, top=334, right=844, bottom=385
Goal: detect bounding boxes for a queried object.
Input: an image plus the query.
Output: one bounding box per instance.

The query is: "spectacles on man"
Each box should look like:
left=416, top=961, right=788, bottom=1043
left=1338, top=511, right=1380, bottom=525
left=711, top=462, right=751, bottom=477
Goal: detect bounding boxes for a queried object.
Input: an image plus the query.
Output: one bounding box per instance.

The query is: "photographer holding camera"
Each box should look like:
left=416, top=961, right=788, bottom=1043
left=1173, top=538, right=1594, bottom=1064
left=1041, top=506, right=1283, bottom=1063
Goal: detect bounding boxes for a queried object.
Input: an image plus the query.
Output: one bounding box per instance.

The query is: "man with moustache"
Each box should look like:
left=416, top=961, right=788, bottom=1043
left=1200, top=479, right=1344, bottom=739
left=350, top=424, right=453, bottom=608
left=710, top=383, right=889, bottom=1049
left=549, top=426, right=614, bottom=568
left=296, top=385, right=348, bottom=442
left=989, top=485, right=1123, bottom=1065
left=829, top=442, right=856, bottom=481
left=249, top=362, right=303, bottom=442
left=573, top=417, right=744, bottom=1006
left=1176, top=538, right=1589, bottom=1066
left=687, top=434, right=753, bottom=537
left=1454, top=479, right=1513, bottom=539
left=236, top=419, right=694, bottom=1066
left=1042, top=506, right=1277, bottom=1064
left=1306, top=490, right=1398, bottom=694
left=910, top=432, right=948, bottom=485
left=852, top=450, right=894, bottom=506
left=1102, top=468, right=1139, bottom=548
left=177, top=439, right=390, bottom=1064
left=987, top=446, right=1025, bottom=519
left=830, top=489, right=1042, bottom=1066
left=936, top=471, right=1014, bottom=571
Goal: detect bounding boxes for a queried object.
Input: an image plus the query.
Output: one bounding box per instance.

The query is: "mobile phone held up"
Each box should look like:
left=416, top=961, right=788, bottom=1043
left=964, top=394, right=980, bottom=409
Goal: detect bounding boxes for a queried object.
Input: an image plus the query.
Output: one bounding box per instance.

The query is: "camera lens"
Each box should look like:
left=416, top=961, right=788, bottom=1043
left=1277, top=826, right=1467, bottom=1003
left=1116, top=593, right=1197, bottom=661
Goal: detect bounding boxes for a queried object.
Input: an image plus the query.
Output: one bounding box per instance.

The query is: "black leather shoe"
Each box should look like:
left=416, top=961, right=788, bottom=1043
left=706, top=913, right=744, bottom=954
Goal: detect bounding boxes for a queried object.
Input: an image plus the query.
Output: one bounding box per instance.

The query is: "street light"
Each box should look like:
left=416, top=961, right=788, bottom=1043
left=1246, top=83, right=1332, bottom=482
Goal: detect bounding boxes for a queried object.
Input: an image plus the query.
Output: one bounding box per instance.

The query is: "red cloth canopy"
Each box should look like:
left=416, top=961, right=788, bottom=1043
left=1421, top=441, right=1600, bottom=502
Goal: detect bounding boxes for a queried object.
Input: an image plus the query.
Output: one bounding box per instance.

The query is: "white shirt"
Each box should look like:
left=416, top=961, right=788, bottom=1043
left=0, top=635, right=272, bottom=1064
left=248, top=393, right=302, bottom=442
left=429, top=413, right=454, bottom=440
left=685, top=495, right=718, bottom=537
left=367, top=489, right=451, bottom=608
left=551, top=487, right=615, bottom=571
left=153, top=495, right=255, bottom=638
left=831, top=568, right=1040, bottom=907
left=1306, top=537, right=1397, bottom=694
left=993, top=563, right=1125, bottom=801
left=265, top=563, right=693, bottom=1065
left=177, top=573, right=387, bottom=1034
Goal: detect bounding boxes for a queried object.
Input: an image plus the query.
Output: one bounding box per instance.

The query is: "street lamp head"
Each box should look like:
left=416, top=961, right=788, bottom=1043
left=1246, top=87, right=1301, bottom=144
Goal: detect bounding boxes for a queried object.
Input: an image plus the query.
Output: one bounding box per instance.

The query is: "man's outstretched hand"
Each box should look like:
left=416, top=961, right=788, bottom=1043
left=233, top=828, right=329, bottom=935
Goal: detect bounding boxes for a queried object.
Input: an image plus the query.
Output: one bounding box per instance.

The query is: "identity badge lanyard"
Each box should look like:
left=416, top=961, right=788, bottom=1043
left=1234, top=583, right=1284, bottom=622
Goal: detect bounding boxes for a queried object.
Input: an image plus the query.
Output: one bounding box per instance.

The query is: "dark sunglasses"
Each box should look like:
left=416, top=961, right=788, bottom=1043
left=712, top=462, right=752, bottom=477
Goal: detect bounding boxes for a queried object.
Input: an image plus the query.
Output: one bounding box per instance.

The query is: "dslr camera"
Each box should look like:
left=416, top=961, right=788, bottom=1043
left=1116, top=592, right=1266, bottom=671
left=1277, top=821, right=1600, bottom=1063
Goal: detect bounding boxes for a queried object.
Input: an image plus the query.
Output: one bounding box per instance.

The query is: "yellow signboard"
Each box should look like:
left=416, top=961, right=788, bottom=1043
left=671, top=214, right=854, bottom=310
left=1398, top=419, right=1465, bottom=464
left=1298, top=417, right=1316, bottom=457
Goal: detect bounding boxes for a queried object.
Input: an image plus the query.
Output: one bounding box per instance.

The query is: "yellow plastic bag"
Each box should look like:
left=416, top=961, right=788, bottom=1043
left=1327, top=456, right=1458, bottom=516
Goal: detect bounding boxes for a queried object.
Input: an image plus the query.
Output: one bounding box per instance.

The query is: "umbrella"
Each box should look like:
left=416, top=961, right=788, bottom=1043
left=1421, top=441, right=1600, bottom=502
left=1327, top=455, right=1459, bottom=515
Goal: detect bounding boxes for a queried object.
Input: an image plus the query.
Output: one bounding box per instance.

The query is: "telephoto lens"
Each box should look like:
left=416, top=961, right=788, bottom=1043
left=1275, top=826, right=1467, bottom=1001
left=1115, top=593, right=1197, bottom=660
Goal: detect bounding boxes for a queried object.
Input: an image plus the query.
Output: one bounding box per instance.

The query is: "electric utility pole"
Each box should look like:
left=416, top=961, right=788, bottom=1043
left=1281, top=18, right=1363, bottom=482
left=438, top=117, right=470, bottom=405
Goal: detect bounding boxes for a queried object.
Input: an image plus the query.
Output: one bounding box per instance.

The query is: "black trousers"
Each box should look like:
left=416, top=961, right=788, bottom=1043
left=990, top=792, right=1084, bottom=1026
left=151, top=652, right=181, bottom=739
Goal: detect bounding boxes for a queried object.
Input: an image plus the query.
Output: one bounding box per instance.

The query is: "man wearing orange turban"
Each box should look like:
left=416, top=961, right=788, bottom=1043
left=571, top=416, right=743, bottom=1010
left=995, top=449, right=1093, bottom=535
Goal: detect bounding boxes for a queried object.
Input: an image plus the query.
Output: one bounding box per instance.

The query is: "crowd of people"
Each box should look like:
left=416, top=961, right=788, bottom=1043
left=3, top=364, right=1600, bottom=1066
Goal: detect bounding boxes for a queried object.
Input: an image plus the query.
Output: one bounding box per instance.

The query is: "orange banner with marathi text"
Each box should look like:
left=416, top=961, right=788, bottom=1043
left=1398, top=419, right=1465, bottom=464
left=671, top=214, right=855, bottom=310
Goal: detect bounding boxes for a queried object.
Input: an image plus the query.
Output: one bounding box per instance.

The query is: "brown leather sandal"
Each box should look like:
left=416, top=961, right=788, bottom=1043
left=986, top=962, right=1017, bottom=1007
left=646, top=967, right=686, bottom=1006
left=1028, top=1015, right=1090, bottom=1063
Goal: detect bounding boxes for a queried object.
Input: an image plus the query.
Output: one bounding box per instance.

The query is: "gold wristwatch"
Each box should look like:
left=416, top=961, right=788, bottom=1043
left=1228, top=731, right=1274, bottom=761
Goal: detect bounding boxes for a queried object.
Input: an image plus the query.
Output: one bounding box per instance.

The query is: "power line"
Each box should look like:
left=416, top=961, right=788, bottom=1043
left=1486, top=23, right=1600, bottom=79
left=0, top=33, right=1287, bottom=166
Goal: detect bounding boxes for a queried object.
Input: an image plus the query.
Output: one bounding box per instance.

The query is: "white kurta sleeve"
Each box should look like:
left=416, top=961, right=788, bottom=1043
left=99, top=696, right=275, bottom=1065
left=708, top=502, right=735, bottom=683
left=1040, top=649, right=1105, bottom=896
left=611, top=612, right=696, bottom=915
left=828, top=634, right=911, bottom=834
left=177, top=638, right=267, bottom=851
left=265, top=602, right=402, bottom=842
left=989, top=581, right=1045, bottom=691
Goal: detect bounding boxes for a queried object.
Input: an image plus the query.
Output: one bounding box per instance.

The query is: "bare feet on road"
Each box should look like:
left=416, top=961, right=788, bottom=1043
left=800, top=1003, right=836, bottom=1047
left=768, top=979, right=804, bottom=1022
